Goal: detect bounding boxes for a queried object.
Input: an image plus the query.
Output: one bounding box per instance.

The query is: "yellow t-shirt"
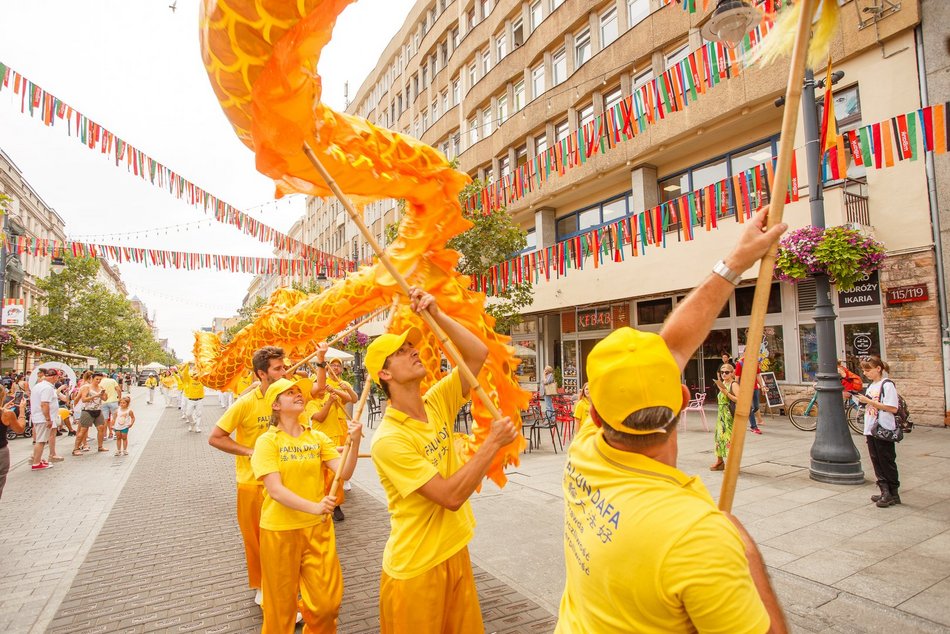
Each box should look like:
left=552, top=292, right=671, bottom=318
left=251, top=426, right=341, bottom=531
left=216, top=388, right=272, bottom=486
left=182, top=374, right=205, bottom=400
left=100, top=377, right=119, bottom=403
left=572, top=398, right=591, bottom=430
left=145, top=377, right=158, bottom=388
left=370, top=369, right=475, bottom=580
left=160, top=376, right=177, bottom=389
left=555, top=424, right=770, bottom=634
left=312, top=376, right=352, bottom=442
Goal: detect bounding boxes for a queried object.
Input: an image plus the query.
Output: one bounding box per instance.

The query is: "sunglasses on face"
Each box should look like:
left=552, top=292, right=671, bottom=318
left=720, top=370, right=733, bottom=375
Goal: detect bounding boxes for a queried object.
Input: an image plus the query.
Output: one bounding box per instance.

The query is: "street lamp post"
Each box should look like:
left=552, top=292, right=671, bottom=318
left=801, top=68, right=864, bottom=484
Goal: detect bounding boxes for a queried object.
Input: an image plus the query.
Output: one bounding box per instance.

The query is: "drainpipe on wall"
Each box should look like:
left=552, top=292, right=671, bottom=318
left=915, top=25, right=950, bottom=417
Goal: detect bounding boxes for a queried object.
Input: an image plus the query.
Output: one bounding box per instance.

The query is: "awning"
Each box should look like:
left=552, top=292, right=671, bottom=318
left=15, top=342, right=95, bottom=363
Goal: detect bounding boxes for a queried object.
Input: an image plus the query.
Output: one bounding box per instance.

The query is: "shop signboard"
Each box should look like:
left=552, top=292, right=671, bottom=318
left=837, top=272, right=880, bottom=308
left=759, top=371, right=784, bottom=408
left=1, top=298, right=26, bottom=326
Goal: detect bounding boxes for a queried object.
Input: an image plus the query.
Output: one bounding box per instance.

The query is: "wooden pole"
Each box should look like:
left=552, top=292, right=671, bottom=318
left=327, top=299, right=399, bottom=501
left=302, top=144, right=504, bottom=422
left=286, top=306, right=387, bottom=375
left=718, top=0, right=818, bottom=512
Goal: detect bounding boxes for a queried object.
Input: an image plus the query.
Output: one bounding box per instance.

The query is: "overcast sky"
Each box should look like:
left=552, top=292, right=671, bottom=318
left=0, top=0, right=415, bottom=360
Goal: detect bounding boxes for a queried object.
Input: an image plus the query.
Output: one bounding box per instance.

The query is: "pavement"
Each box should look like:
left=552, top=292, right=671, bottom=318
left=0, top=388, right=949, bottom=633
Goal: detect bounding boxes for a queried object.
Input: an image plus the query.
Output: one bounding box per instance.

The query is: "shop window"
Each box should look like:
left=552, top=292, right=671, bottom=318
left=844, top=322, right=882, bottom=371
left=799, top=324, right=818, bottom=382
left=735, top=283, right=782, bottom=316
left=637, top=298, right=673, bottom=325
left=738, top=325, right=786, bottom=380
left=600, top=7, right=618, bottom=47
left=627, top=0, right=649, bottom=27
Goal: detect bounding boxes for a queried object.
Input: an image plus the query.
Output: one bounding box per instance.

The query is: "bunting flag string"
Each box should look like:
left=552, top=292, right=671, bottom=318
left=0, top=61, right=349, bottom=270
left=477, top=101, right=949, bottom=297
left=463, top=0, right=784, bottom=216
left=1, top=233, right=345, bottom=276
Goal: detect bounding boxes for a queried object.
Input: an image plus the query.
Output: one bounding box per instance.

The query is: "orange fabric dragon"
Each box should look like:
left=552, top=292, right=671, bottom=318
left=193, top=0, right=528, bottom=484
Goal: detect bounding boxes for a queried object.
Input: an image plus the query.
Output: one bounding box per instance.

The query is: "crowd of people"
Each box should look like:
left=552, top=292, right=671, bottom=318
left=0, top=210, right=911, bottom=633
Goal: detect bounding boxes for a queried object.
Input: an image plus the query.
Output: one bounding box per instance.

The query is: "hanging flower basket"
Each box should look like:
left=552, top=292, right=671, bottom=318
left=775, top=225, right=886, bottom=291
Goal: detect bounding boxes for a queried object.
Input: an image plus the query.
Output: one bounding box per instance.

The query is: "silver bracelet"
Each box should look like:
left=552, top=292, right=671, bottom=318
left=712, top=260, right=742, bottom=286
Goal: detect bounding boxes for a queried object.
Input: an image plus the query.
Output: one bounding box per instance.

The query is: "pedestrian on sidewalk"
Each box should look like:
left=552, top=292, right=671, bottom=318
left=113, top=396, right=135, bottom=456
left=855, top=356, right=902, bottom=508
left=99, top=373, right=121, bottom=441
left=572, top=383, right=592, bottom=437
left=369, top=288, right=518, bottom=634
left=735, top=350, right=764, bottom=435
left=555, top=208, right=787, bottom=634
left=144, top=374, right=158, bottom=404
left=30, top=368, right=62, bottom=469
left=208, top=346, right=287, bottom=608
left=251, top=376, right=362, bottom=634
left=1, top=386, right=26, bottom=497
left=711, top=363, right=739, bottom=471
left=74, top=373, right=108, bottom=455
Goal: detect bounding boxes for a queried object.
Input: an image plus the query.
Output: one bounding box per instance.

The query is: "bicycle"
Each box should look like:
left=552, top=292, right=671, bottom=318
left=787, top=389, right=864, bottom=434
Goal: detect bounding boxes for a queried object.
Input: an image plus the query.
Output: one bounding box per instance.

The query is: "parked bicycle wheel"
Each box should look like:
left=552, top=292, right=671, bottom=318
left=845, top=402, right=865, bottom=434
left=787, top=398, right=819, bottom=431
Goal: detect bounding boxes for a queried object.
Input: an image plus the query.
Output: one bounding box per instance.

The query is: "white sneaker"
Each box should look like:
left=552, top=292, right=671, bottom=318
left=296, top=612, right=303, bottom=624
left=194, top=427, right=202, bottom=433
left=343, top=481, right=352, bottom=491
left=254, top=589, right=263, bottom=606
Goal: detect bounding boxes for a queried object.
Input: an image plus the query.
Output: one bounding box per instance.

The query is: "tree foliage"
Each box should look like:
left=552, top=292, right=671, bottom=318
left=21, top=255, right=175, bottom=367
left=386, top=176, right=532, bottom=334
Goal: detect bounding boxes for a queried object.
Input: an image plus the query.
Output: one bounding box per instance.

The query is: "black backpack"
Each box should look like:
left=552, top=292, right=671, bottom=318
left=882, top=379, right=913, bottom=433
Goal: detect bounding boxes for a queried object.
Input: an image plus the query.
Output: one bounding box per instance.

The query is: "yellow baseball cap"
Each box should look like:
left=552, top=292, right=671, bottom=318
left=587, top=327, right=684, bottom=433
left=365, top=327, right=423, bottom=385
left=263, top=376, right=313, bottom=411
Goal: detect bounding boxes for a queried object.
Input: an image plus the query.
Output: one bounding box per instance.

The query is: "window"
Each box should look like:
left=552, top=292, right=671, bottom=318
left=496, top=32, right=508, bottom=60
left=637, top=298, right=673, bottom=325
left=530, top=0, right=543, bottom=31
left=555, top=119, right=569, bottom=142
left=480, top=0, right=492, bottom=19
left=413, top=74, right=419, bottom=98
left=600, top=7, right=618, bottom=47
left=485, top=166, right=494, bottom=183
left=535, top=133, right=548, bottom=155
left=575, top=28, right=591, bottom=67
left=500, top=155, right=511, bottom=177
left=440, top=41, right=448, bottom=67
left=550, top=0, right=564, bottom=10
left=524, top=229, right=537, bottom=251
left=665, top=44, right=689, bottom=70
left=513, top=80, right=525, bottom=112
left=531, top=65, right=545, bottom=99
left=738, top=323, right=786, bottom=380
left=604, top=87, right=623, bottom=112
left=513, top=18, right=524, bottom=47
left=452, top=27, right=460, bottom=48
left=483, top=106, right=494, bottom=136
left=467, top=7, right=476, bottom=29
left=441, top=90, right=449, bottom=112
left=818, top=85, right=864, bottom=180
left=482, top=48, right=491, bottom=75
left=633, top=68, right=654, bottom=90
left=516, top=145, right=528, bottom=167
left=627, top=0, right=649, bottom=27
left=552, top=48, right=567, bottom=85
left=469, top=117, right=479, bottom=145
left=421, top=109, right=428, bottom=130
left=468, top=63, right=477, bottom=89
left=659, top=173, right=689, bottom=204
left=452, top=78, right=460, bottom=105
left=497, top=94, right=509, bottom=124
left=578, top=103, right=595, bottom=128
left=735, top=283, right=782, bottom=316
left=421, top=65, right=428, bottom=88
left=693, top=158, right=728, bottom=191
left=602, top=196, right=627, bottom=223
left=556, top=214, right=577, bottom=237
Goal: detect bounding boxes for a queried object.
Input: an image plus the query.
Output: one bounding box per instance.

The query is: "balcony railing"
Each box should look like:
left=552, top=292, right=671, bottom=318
left=843, top=178, right=870, bottom=226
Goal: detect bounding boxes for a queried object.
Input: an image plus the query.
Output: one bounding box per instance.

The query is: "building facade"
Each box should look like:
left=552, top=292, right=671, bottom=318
left=250, top=0, right=946, bottom=424
left=0, top=149, right=68, bottom=314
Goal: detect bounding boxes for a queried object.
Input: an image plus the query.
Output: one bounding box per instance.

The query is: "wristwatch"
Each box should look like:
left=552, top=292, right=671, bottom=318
left=315, top=361, right=327, bottom=368
left=712, top=259, right=742, bottom=286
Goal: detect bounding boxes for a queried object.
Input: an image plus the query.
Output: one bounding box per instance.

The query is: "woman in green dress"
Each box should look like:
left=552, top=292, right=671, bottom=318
left=711, top=364, right=739, bottom=471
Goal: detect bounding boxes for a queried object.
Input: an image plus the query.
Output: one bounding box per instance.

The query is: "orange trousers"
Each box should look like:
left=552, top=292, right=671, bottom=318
left=236, top=484, right=264, bottom=589
left=379, top=546, right=483, bottom=634
left=260, top=521, right=342, bottom=634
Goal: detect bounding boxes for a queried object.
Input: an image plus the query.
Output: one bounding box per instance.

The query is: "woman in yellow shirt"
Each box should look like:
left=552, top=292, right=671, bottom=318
left=251, top=377, right=362, bottom=634
left=572, top=383, right=592, bottom=436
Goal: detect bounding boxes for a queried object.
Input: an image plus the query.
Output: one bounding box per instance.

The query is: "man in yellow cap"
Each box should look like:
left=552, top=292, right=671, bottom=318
left=555, top=208, right=788, bottom=634
left=208, top=346, right=287, bottom=607
left=368, top=287, right=519, bottom=634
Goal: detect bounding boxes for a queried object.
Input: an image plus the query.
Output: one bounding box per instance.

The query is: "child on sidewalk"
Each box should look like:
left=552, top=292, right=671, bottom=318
left=113, top=396, right=135, bottom=456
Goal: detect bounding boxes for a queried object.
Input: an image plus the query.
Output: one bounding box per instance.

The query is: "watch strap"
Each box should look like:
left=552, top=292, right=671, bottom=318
left=712, top=259, right=742, bottom=286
